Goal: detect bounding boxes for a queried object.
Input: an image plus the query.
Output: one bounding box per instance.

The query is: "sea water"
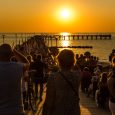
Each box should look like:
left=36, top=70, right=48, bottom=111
left=0, top=33, right=115, bottom=61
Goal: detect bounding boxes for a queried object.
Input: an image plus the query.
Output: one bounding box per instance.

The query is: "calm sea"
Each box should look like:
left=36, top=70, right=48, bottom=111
left=0, top=33, right=115, bottom=62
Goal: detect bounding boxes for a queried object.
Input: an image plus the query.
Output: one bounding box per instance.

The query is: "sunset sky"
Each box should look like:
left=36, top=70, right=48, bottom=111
left=0, top=0, right=115, bottom=33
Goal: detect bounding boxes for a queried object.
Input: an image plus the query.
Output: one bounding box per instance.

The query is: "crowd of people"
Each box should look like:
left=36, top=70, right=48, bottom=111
left=74, top=51, right=115, bottom=115
left=0, top=35, right=115, bottom=115
left=0, top=35, right=54, bottom=114
left=43, top=49, right=115, bottom=115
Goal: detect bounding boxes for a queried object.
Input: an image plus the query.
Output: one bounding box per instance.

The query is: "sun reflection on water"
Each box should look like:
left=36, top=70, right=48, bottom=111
left=60, top=32, right=70, bottom=47
left=61, top=40, right=70, bottom=47
left=60, top=32, right=70, bottom=36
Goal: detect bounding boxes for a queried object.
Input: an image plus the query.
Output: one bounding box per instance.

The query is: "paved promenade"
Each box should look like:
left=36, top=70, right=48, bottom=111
left=28, top=88, right=111, bottom=115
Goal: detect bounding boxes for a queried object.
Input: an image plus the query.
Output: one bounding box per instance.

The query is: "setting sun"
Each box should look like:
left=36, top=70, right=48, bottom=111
left=54, top=6, right=77, bottom=24
left=60, top=8, right=73, bottom=21
left=61, top=9, right=70, bottom=18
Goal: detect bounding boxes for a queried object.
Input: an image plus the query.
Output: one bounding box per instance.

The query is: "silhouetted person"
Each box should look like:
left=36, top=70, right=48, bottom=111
left=81, top=67, right=91, bottom=93
left=42, top=49, right=81, bottom=115
left=32, top=54, right=47, bottom=101
left=108, top=57, right=115, bottom=115
left=0, top=44, right=29, bottom=114
left=95, top=72, right=109, bottom=108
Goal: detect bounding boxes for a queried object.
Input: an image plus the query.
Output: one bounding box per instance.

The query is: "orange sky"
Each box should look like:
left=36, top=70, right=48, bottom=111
left=0, top=0, right=115, bottom=33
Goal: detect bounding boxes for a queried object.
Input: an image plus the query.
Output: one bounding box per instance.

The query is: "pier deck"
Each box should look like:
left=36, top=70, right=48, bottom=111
left=27, top=87, right=111, bottom=115
left=80, top=90, right=110, bottom=115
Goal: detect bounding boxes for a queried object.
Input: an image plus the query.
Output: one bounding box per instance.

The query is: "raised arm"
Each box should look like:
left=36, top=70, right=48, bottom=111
left=13, top=48, right=30, bottom=71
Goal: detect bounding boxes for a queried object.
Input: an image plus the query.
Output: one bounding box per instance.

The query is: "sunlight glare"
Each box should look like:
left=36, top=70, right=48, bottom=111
left=61, top=9, right=70, bottom=18
left=53, top=6, right=78, bottom=24
left=60, top=32, right=70, bottom=40
left=62, top=41, right=70, bottom=47
left=60, top=32, right=70, bottom=41
left=60, top=32, right=70, bottom=47
left=60, top=32, right=70, bottom=36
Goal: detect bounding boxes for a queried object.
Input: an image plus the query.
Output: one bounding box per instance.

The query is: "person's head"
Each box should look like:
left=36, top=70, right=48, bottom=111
left=32, top=53, right=37, bottom=61
left=111, top=56, right=115, bottom=74
left=57, top=49, right=76, bottom=70
left=83, top=67, right=89, bottom=71
left=0, top=44, right=13, bottom=61
left=100, top=72, right=107, bottom=83
left=112, top=49, right=115, bottom=53
left=112, top=56, right=115, bottom=67
left=10, top=56, right=17, bottom=62
left=36, top=54, right=42, bottom=61
left=27, top=55, right=33, bottom=63
left=76, top=54, right=79, bottom=59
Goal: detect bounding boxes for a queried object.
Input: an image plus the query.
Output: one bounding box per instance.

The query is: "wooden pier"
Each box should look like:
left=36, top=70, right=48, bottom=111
left=44, top=34, right=111, bottom=41
left=27, top=86, right=111, bottom=115
left=0, top=33, right=112, bottom=46
left=44, top=33, right=111, bottom=47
